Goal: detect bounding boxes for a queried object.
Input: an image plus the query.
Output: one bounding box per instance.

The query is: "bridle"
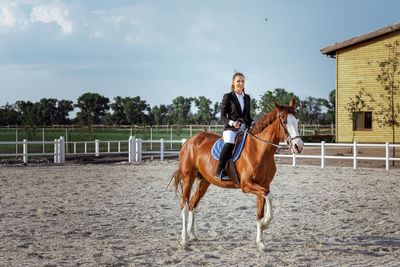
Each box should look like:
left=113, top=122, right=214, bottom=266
left=277, top=112, right=302, bottom=149
left=239, top=112, right=302, bottom=151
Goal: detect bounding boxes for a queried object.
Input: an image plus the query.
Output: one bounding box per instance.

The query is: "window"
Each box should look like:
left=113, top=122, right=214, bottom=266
left=353, top=112, right=372, bottom=130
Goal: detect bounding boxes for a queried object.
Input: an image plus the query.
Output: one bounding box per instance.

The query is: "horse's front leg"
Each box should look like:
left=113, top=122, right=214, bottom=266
left=256, top=192, right=273, bottom=251
left=261, top=192, right=274, bottom=230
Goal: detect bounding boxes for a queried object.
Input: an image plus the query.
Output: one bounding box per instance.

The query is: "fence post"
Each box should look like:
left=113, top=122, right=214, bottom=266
left=353, top=142, right=358, bottom=169
left=16, top=128, right=18, bottom=155
left=42, top=128, right=45, bottom=154
left=128, top=136, right=136, bottom=163
left=170, top=130, right=173, bottom=150
left=65, top=128, right=68, bottom=154
left=54, top=139, right=58, bottom=163
left=385, top=142, right=390, bottom=171
left=74, top=142, right=76, bottom=154
left=331, top=123, right=334, bottom=135
left=160, top=138, right=164, bottom=161
left=292, top=153, right=297, bottom=167
left=139, top=139, right=142, bottom=161
left=321, top=141, right=325, bottom=168
left=60, top=136, right=65, bottom=164
left=190, top=125, right=193, bottom=137
left=95, top=139, right=100, bottom=156
left=23, top=139, right=28, bottom=164
left=107, top=141, right=110, bottom=153
left=150, top=127, right=153, bottom=150
left=135, top=138, right=142, bottom=162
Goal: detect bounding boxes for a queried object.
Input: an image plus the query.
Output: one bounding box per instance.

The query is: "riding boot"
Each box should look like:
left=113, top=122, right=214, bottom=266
left=215, top=143, right=234, bottom=181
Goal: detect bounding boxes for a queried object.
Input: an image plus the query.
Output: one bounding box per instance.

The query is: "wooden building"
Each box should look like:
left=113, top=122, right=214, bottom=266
left=321, top=22, right=400, bottom=143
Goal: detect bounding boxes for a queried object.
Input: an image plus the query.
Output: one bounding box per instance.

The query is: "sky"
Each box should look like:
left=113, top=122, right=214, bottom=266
left=1, top=0, right=400, bottom=113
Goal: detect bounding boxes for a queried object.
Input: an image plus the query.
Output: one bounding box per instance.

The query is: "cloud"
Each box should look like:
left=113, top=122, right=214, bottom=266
left=30, top=3, right=73, bottom=34
left=94, top=5, right=173, bottom=45
left=186, top=12, right=221, bottom=53
left=0, top=2, right=27, bottom=30
left=88, top=30, right=103, bottom=38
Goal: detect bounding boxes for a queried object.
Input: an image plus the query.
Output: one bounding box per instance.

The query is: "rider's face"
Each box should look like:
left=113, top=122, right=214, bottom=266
left=233, top=75, right=245, bottom=94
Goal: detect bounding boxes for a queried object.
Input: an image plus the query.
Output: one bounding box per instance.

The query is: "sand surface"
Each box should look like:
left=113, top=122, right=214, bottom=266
left=1, top=161, right=399, bottom=266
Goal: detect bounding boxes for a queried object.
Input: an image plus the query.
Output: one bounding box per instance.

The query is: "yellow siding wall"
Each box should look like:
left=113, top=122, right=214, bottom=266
left=336, top=32, right=400, bottom=143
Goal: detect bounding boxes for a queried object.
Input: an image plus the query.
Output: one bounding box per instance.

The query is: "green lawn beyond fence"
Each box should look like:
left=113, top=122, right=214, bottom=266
left=0, top=124, right=334, bottom=156
left=0, top=125, right=224, bottom=155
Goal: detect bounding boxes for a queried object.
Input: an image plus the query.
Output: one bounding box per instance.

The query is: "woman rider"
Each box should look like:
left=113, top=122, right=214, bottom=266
left=215, top=72, right=254, bottom=181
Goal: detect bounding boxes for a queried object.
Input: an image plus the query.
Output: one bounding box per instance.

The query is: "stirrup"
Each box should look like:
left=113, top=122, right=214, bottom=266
left=215, top=170, right=230, bottom=181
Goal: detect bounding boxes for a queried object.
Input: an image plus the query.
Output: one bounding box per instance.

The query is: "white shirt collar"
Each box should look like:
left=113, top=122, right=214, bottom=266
left=235, top=92, right=244, bottom=98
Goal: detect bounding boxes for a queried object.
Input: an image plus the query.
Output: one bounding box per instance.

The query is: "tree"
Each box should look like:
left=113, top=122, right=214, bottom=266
left=375, top=41, right=400, bottom=146
left=55, top=99, right=74, bottom=124
left=296, top=96, right=332, bottom=125
left=0, top=103, right=19, bottom=126
left=75, top=92, right=110, bottom=139
left=193, top=96, right=213, bottom=124
left=15, top=100, right=39, bottom=140
left=258, top=88, right=300, bottom=114
left=35, top=98, right=73, bottom=126
left=344, top=85, right=374, bottom=143
left=170, top=96, right=193, bottom=137
left=124, top=96, right=149, bottom=125
left=151, top=104, right=170, bottom=125
left=250, top=98, right=258, bottom=119
left=106, top=96, right=150, bottom=125
left=323, top=90, right=336, bottom=124
left=106, top=96, right=127, bottom=125
left=212, top=102, right=221, bottom=123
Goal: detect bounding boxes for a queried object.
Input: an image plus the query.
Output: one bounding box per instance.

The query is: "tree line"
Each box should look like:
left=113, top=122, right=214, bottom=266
left=0, top=89, right=335, bottom=128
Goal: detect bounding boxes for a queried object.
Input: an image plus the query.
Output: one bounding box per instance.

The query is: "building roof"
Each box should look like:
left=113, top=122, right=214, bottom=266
left=320, top=22, right=400, bottom=57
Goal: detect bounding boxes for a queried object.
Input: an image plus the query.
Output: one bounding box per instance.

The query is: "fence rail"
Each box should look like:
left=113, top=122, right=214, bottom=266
left=1, top=137, right=399, bottom=170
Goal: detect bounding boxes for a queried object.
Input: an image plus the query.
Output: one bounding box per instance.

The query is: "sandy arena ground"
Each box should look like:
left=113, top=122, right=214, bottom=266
left=1, top=161, right=399, bottom=266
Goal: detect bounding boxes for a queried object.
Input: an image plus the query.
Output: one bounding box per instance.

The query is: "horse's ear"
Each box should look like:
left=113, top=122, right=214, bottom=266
left=273, top=100, right=283, bottom=111
left=289, top=98, right=295, bottom=107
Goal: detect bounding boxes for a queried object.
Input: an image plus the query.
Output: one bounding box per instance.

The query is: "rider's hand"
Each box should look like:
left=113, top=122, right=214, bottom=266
left=233, top=121, right=240, bottom=128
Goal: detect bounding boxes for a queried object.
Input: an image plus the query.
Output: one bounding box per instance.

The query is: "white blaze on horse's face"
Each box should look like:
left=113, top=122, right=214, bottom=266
left=286, top=114, right=304, bottom=154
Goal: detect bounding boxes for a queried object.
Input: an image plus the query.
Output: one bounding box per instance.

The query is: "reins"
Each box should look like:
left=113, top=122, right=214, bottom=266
left=239, top=128, right=286, bottom=149
left=240, top=112, right=302, bottom=152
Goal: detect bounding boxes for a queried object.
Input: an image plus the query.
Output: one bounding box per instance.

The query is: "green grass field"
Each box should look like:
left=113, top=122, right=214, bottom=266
left=0, top=126, right=224, bottom=155
left=0, top=125, right=334, bottom=156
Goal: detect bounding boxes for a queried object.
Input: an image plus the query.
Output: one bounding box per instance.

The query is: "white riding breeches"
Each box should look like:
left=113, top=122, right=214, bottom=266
left=223, top=129, right=241, bottom=144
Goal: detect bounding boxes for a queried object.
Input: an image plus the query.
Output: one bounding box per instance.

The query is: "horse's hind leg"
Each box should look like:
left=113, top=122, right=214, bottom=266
left=180, top=170, right=196, bottom=247
left=188, top=176, right=210, bottom=241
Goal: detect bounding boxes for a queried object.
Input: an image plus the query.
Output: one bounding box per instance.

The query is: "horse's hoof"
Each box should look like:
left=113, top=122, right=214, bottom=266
left=189, top=236, right=198, bottom=241
left=257, top=242, right=268, bottom=252
left=181, top=239, right=189, bottom=247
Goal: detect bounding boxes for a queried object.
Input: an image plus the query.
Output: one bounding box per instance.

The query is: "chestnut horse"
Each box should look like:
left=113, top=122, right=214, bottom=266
left=169, top=99, right=304, bottom=251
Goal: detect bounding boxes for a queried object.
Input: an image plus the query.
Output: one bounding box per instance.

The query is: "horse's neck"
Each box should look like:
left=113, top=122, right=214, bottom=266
left=258, top=118, right=280, bottom=145
left=248, top=119, right=280, bottom=159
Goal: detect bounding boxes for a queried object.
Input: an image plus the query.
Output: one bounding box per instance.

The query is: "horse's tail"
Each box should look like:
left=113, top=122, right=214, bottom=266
left=167, top=169, right=181, bottom=196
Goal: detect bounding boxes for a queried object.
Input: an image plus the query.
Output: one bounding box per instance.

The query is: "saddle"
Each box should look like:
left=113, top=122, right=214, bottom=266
left=211, top=131, right=248, bottom=185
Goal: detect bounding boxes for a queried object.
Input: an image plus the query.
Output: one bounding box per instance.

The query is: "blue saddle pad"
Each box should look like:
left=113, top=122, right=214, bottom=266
left=211, top=131, right=248, bottom=162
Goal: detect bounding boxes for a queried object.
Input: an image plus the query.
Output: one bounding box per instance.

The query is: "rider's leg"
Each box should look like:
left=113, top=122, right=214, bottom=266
left=215, top=143, right=234, bottom=180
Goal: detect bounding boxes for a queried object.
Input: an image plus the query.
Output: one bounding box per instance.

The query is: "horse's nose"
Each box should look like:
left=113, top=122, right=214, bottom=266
left=297, top=142, right=304, bottom=153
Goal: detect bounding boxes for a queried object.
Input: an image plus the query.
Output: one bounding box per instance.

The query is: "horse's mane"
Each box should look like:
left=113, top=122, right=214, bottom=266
left=249, top=109, right=278, bottom=135
left=249, top=105, right=296, bottom=135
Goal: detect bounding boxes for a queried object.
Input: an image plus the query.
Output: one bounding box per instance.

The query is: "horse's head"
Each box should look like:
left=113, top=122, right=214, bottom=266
left=273, top=99, right=304, bottom=154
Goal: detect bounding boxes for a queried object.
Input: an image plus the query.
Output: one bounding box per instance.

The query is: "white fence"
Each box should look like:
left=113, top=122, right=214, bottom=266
left=1, top=137, right=399, bottom=170
left=275, top=141, right=400, bottom=171
left=0, top=136, right=186, bottom=164
left=0, top=137, right=66, bottom=164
